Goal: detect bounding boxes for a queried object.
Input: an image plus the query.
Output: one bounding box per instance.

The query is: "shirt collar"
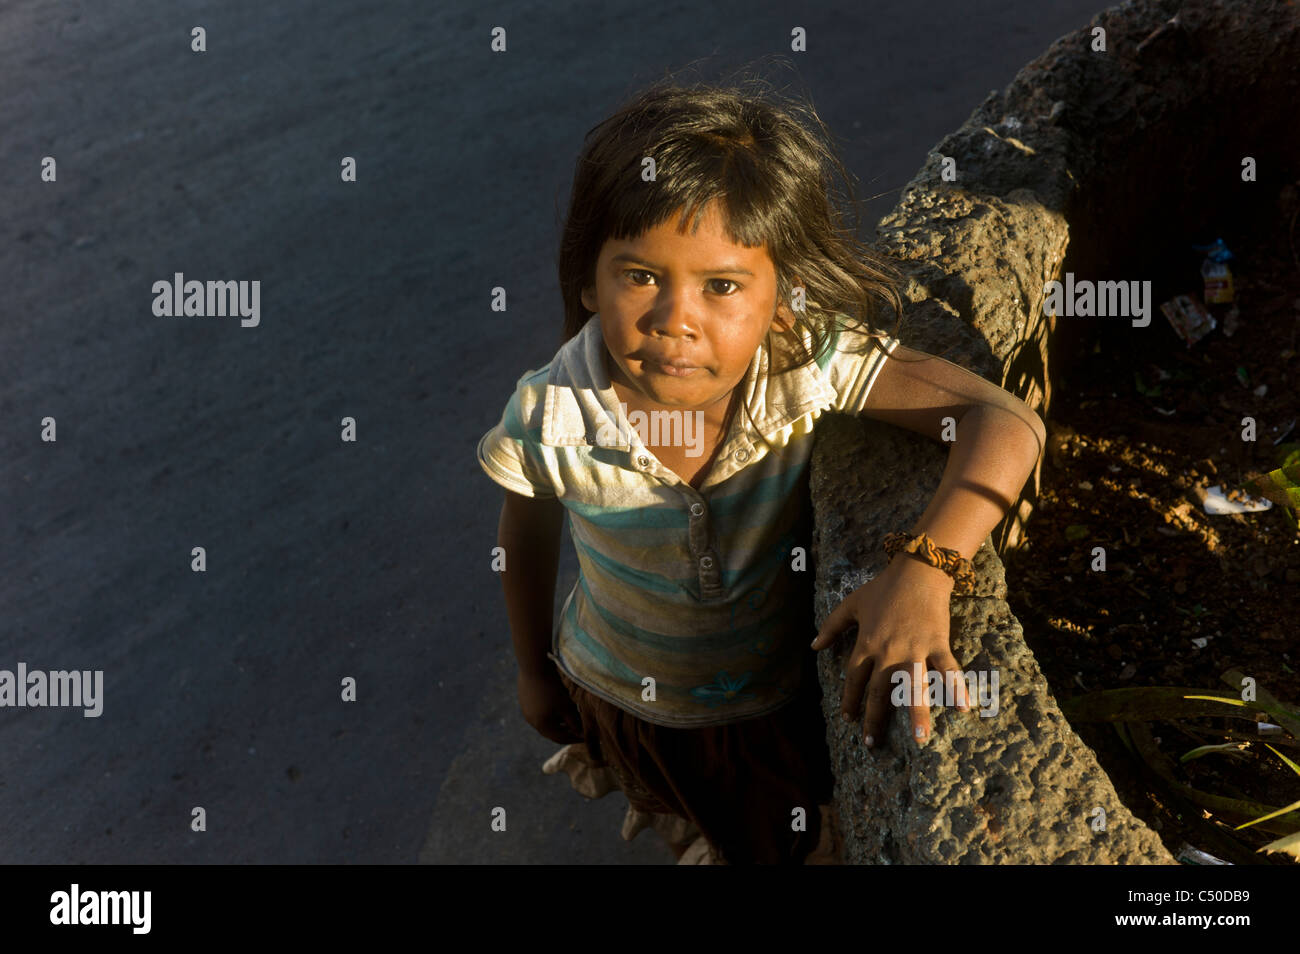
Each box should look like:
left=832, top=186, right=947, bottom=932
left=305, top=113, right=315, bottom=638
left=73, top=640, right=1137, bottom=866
left=539, top=315, right=837, bottom=449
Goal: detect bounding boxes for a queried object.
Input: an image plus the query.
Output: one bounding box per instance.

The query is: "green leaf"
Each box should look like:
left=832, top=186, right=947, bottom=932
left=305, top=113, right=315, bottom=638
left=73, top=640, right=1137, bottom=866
left=1258, top=830, right=1300, bottom=860
left=1233, top=793, right=1300, bottom=832
left=1127, top=723, right=1300, bottom=853
left=1179, top=742, right=1249, bottom=764
left=1271, top=445, right=1300, bottom=530
left=1169, top=783, right=1300, bottom=836
left=1183, top=694, right=1250, bottom=707
left=1219, top=670, right=1300, bottom=739
left=1061, top=687, right=1263, bottom=723
left=1113, top=720, right=1136, bottom=757
left=1266, top=744, right=1300, bottom=779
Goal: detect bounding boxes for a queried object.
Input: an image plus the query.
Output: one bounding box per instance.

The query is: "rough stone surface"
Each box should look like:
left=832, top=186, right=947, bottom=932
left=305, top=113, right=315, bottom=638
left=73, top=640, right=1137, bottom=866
left=809, top=0, right=1300, bottom=864
left=812, top=415, right=1172, bottom=864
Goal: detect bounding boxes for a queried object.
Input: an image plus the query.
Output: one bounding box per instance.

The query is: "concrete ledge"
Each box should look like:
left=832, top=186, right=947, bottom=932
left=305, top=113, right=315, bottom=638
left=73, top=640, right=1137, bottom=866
left=812, top=415, right=1172, bottom=863
left=809, top=0, right=1300, bottom=863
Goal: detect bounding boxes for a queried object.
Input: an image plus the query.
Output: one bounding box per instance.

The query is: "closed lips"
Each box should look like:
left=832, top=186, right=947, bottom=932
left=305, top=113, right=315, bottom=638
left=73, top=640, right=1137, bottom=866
left=641, top=355, right=697, bottom=368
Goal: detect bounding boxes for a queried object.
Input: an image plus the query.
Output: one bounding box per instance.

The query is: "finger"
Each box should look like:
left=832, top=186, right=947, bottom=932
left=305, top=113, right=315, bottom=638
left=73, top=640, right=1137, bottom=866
left=932, top=650, right=970, bottom=711
left=907, top=660, right=933, bottom=746
left=862, top=662, right=908, bottom=749
left=840, top=651, right=875, bottom=724
left=811, top=597, right=856, bottom=651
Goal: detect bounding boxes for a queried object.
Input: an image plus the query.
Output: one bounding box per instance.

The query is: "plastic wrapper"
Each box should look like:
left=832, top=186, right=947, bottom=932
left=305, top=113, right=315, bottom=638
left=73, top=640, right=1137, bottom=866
left=1160, top=293, right=1217, bottom=347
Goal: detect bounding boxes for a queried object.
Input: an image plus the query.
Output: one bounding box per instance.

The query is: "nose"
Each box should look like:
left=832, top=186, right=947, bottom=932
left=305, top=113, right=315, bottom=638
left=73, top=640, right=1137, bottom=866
left=644, top=290, right=698, bottom=340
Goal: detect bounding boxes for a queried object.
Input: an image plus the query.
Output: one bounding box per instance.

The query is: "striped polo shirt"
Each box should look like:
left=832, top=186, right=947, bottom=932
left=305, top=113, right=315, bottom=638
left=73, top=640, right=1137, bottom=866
left=478, top=314, right=899, bottom=728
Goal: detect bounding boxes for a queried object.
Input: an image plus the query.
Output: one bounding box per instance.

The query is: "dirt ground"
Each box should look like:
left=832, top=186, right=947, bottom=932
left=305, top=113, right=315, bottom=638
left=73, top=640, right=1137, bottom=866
left=1003, top=182, right=1300, bottom=864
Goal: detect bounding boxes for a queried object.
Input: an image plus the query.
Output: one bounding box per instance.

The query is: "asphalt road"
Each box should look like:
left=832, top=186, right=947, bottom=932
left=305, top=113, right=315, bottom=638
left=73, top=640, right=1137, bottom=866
left=0, top=0, right=1105, bottom=863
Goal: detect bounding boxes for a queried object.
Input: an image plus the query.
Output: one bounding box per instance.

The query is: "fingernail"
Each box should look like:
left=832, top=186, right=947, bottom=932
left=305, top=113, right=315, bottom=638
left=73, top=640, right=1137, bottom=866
left=863, top=734, right=874, bottom=748
left=841, top=711, right=852, bottom=722
left=915, top=726, right=927, bottom=742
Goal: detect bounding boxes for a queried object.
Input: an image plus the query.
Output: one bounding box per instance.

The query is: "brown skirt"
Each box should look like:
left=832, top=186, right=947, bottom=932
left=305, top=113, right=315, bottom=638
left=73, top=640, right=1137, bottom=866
left=556, top=655, right=835, bottom=865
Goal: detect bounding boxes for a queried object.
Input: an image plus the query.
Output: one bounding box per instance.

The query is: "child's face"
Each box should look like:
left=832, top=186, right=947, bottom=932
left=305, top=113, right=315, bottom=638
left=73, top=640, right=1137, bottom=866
left=581, top=200, right=793, bottom=419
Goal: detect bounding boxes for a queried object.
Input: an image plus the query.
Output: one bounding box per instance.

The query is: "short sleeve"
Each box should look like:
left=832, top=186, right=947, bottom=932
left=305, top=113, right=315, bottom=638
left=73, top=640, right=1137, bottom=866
left=822, top=322, right=902, bottom=413
left=477, top=386, right=557, bottom=499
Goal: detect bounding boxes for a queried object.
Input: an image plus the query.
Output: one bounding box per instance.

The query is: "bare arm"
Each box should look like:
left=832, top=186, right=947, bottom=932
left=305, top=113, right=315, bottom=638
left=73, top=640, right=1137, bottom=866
left=859, top=344, right=1046, bottom=566
left=497, top=489, right=566, bottom=677
left=813, top=344, right=1047, bottom=745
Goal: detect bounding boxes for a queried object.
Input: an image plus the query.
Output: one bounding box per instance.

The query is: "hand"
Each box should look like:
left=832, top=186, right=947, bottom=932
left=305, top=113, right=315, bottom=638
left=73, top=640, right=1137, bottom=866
left=517, top=667, right=585, bottom=745
left=810, top=557, right=969, bottom=748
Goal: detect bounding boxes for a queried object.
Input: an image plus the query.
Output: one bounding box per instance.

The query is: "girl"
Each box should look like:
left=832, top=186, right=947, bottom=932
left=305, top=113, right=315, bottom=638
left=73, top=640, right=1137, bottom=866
left=478, top=78, right=1046, bottom=864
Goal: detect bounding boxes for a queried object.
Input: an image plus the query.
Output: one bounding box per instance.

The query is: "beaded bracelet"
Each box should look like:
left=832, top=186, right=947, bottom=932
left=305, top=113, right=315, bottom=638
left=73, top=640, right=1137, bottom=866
left=882, top=531, right=976, bottom=595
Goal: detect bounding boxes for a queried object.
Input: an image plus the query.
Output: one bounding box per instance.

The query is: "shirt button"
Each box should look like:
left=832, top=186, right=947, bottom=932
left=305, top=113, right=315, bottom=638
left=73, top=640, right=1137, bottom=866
left=636, top=455, right=651, bottom=469
left=689, top=502, right=705, bottom=517
left=735, top=448, right=750, bottom=462
left=700, top=555, right=715, bottom=570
